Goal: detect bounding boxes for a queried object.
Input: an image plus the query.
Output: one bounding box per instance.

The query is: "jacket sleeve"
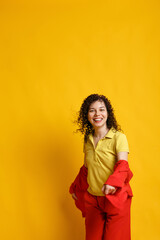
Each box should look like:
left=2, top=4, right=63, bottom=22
left=104, top=160, right=133, bottom=208
left=105, top=160, right=133, bottom=187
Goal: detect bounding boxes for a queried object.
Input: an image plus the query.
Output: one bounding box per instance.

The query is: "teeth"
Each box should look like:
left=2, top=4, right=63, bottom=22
left=94, top=119, right=102, bottom=121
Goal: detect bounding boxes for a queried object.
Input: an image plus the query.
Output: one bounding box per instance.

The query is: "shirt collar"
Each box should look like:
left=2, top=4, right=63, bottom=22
left=104, top=127, right=116, bottom=139
left=88, top=127, right=116, bottom=140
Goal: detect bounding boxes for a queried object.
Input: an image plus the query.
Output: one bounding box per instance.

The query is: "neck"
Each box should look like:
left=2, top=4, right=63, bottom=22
left=93, top=125, right=109, bottom=139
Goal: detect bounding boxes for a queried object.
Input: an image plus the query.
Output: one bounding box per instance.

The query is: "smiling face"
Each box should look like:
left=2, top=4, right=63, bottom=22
left=87, top=100, right=108, bottom=129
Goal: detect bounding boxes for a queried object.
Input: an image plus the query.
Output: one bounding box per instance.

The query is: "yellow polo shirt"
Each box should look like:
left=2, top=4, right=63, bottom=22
left=83, top=127, right=129, bottom=196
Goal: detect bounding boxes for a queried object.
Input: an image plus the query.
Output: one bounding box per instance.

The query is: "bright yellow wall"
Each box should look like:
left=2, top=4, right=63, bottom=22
left=0, top=1, right=160, bottom=239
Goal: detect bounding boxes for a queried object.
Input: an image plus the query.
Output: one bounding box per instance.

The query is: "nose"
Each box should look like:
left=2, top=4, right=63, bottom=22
left=94, top=110, right=100, bottom=116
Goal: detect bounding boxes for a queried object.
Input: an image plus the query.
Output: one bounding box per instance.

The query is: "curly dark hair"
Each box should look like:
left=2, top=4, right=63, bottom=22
left=74, top=94, right=122, bottom=142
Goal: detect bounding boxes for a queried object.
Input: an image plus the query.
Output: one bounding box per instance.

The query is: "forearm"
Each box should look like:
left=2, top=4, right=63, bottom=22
left=104, top=160, right=133, bottom=188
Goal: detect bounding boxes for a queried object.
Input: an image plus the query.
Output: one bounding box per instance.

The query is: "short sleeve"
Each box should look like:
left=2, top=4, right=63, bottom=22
left=83, top=141, right=85, bottom=153
left=83, top=141, right=88, bottom=167
left=116, top=133, right=129, bottom=153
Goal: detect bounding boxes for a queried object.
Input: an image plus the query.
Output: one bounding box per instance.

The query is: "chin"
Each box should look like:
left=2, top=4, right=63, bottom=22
left=93, top=123, right=104, bottom=128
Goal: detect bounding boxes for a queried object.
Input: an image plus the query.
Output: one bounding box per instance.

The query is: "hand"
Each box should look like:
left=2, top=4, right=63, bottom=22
left=71, top=193, right=78, bottom=200
left=102, top=184, right=117, bottom=195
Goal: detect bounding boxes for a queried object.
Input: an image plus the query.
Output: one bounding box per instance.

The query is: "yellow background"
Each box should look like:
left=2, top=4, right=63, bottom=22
left=0, top=1, right=160, bottom=239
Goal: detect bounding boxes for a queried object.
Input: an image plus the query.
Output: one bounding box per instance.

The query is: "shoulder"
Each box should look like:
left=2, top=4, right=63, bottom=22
left=115, top=130, right=127, bottom=138
left=113, top=130, right=129, bottom=152
left=110, top=128, right=128, bottom=144
left=110, top=127, right=127, bottom=139
left=114, top=130, right=128, bottom=142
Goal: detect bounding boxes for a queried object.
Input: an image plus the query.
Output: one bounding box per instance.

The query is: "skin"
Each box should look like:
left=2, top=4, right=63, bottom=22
left=72, top=100, right=128, bottom=200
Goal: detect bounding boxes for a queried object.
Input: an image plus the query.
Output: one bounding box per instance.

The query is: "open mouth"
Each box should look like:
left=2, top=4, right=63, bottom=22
left=93, top=118, right=103, bottom=122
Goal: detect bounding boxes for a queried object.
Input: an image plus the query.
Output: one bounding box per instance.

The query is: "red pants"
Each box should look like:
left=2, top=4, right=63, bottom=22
left=84, top=191, right=132, bottom=240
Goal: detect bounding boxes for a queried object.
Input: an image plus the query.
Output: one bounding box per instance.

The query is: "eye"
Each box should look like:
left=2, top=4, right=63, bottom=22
left=100, top=108, right=105, bottom=111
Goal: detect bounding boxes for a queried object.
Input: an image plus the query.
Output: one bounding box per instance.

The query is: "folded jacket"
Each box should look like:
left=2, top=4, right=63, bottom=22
left=69, top=160, right=133, bottom=217
left=104, top=160, right=133, bottom=208
left=69, top=165, right=88, bottom=217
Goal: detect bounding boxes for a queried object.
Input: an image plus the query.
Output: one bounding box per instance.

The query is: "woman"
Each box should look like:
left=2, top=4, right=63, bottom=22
left=69, top=94, right=133, bottom=240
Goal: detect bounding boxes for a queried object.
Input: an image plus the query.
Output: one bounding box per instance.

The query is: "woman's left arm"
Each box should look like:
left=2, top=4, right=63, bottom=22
left=102, top=151, right=128, bottom=195
left=117, top=151, right=128, bottom=161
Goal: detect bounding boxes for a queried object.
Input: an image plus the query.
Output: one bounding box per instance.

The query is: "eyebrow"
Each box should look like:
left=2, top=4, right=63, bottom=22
left=89, top=106, right=105, bottom=109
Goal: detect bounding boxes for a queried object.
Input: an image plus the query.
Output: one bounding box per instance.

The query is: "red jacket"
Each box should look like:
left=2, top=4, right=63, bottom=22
left=69, top=160, right=133, bottom=217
